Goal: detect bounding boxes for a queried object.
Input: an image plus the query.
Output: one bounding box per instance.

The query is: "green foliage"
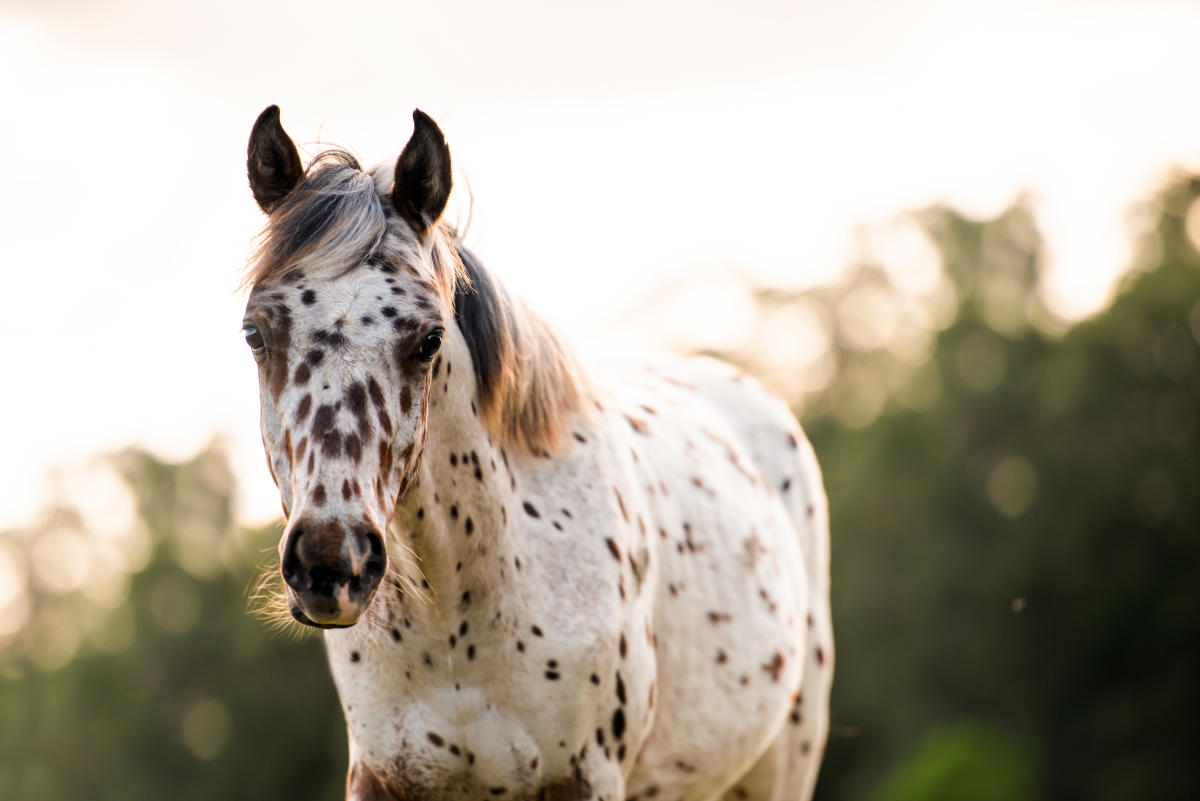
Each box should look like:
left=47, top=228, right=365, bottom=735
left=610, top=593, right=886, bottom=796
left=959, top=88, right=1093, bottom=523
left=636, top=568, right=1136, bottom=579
left=802, top=175, right=1200, bottom=801
left=0, top=449, right=346, bottom=801
left=871, top=723, right=1038, bottom=801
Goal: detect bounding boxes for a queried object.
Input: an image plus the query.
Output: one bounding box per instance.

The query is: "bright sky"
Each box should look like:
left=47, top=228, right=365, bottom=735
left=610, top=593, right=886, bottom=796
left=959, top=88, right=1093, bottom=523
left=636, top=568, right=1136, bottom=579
left=2, top=0, right=1199, bottom=529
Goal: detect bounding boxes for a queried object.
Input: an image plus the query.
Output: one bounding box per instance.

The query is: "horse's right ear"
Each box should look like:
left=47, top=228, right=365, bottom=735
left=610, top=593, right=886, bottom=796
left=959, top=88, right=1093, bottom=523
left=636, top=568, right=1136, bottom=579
left=247, top=105, right=302, bottom=214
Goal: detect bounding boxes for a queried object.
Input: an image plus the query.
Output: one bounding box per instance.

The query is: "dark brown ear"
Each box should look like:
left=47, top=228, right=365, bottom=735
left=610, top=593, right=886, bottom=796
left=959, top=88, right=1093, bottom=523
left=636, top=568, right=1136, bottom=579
left=247, top=105, right=302, bottom=214
left=393, top=110, right=452, bottom=237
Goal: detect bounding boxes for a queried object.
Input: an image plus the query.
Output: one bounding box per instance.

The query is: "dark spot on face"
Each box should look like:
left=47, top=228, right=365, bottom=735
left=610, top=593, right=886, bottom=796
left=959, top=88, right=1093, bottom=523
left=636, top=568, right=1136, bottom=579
left=615, top=673, right=626, bottom=704
left=400, top=386, right=413, bottom=415
left=300, top=289, right=317, bottom=305
left=315, top=329, right=346, bottom=349
left=342, top=480, right=352, bottom=501
left=523, top=502, right=540, bottom=519
left=350, top=650, right=360, bottom=663
left=295, top=393, right=313, bottom=424
left=545, top=671, right=560, bottom=680
left=815, top=646, right=825, bottom=666
left=619, top=633, right=627, bottom=658
left=531, top=625, right=543, bottom=637
left=361, top=315, right=374, bottom=326
left=312, top=483, right=326, bottom=506
left=427, top=732, right=445, bottom=747
left=590, top=673, right=600, bottom=685
left=465, top=517, right=474, bottom=535
left=382, top=306, right=397, bottom=318
left=294, top=363, right=311, bottom=385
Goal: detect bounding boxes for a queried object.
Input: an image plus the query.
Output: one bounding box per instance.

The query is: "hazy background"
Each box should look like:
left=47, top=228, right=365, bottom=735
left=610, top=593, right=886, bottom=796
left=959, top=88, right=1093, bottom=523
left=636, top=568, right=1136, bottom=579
left=1, top=1, right=1198, bottom=799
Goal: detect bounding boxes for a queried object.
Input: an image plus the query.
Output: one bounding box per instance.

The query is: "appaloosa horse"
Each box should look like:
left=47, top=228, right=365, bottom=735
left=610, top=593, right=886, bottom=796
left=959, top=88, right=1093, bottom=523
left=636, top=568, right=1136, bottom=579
left=241, top=105, right=832, bottom=801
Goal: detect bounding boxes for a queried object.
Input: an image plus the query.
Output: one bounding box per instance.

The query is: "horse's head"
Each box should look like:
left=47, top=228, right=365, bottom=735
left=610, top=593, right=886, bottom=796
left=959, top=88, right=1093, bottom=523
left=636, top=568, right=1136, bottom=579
left=242, top=106, right=455, bottom=628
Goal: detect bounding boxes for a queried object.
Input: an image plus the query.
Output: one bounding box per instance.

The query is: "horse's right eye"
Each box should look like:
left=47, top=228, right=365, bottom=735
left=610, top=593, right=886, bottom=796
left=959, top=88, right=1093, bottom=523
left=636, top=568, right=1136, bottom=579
left=244, top=325, right=266, bottom=355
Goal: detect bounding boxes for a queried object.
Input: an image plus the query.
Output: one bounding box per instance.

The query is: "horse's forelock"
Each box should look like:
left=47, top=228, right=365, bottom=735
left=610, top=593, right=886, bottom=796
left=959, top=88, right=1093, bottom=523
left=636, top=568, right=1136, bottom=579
left=244, top=150, right=386, bottom=290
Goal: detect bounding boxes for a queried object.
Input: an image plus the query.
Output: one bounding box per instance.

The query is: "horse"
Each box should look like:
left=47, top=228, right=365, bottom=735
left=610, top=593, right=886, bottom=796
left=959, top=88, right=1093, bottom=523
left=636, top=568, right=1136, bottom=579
left=240, top=105, right=833, bottom=801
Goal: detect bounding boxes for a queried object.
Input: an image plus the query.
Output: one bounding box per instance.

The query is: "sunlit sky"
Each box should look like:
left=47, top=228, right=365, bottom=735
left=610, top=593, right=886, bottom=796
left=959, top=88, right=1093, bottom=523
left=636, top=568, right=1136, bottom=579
left=3, top=0, right=1200, bottom=529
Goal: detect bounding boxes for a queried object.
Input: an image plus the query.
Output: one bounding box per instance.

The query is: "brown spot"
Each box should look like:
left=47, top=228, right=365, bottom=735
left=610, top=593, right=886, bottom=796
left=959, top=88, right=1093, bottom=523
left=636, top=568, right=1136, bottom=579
left=605, top=538, right=621, bottom=562
left=815, top=645, right=825, bottom=666
left=312, top=483, right=327, bottom=506
left=716, top=649, right=727, bottom=664
left=427, top=732, right=445, bottom=747
left=400, top=386, right=413, bottom=415
left=762, top=651, right=785, bottom=682
left=614, top=488, right=629, bottom=522
left=367, top=376, right=386, bottom=407
left=523, top=502, right=540, bottom=519
left=295, top=393, right=313, bottom=425
left=708, top=611, right=732, bottom=624
left=612, top=708, right=626, bottom=740
left=625, top=414, right=650, bottom=435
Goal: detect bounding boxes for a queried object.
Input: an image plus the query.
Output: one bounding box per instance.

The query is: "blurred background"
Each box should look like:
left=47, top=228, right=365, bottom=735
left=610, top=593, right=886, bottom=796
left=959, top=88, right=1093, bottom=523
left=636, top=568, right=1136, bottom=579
left=2, top=0, right=1198, bottom=799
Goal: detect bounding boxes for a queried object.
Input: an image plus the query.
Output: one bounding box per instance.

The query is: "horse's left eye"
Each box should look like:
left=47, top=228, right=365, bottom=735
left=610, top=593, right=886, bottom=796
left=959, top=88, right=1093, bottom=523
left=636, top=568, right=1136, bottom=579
left=244, top=325, right=266, bottom=355
left=415, top=330, right=443, bottom=363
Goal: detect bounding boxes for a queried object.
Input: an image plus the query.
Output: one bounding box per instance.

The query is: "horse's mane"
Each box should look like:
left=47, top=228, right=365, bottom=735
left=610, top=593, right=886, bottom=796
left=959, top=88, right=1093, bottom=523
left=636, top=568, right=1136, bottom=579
left=244, top=150, right=590, bottom=456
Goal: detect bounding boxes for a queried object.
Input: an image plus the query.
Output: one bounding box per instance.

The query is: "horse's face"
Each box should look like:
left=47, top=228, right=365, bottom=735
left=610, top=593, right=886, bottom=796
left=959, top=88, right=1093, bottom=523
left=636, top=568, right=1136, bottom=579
left=242, top=106, right=453, bottom=628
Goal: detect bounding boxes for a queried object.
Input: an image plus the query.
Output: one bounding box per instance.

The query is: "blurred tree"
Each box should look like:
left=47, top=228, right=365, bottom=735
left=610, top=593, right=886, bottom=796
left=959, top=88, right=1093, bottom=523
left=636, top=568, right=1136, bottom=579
left=741, top=175, right=1199, bottom=801
left=0, top=445, right=346, bottom=801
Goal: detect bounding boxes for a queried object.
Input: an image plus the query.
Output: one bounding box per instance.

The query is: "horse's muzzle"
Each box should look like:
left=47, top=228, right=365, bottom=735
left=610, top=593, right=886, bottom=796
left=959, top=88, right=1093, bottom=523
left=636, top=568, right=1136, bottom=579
left=281, top=519, right=386, bottom=628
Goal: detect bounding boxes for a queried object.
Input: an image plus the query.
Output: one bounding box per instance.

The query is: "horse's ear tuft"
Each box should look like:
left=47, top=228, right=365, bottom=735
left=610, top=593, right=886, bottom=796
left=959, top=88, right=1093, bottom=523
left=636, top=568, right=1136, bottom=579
left=393, top=109, right=452, bottom=238
left=247, top=105, right=303, bottom=214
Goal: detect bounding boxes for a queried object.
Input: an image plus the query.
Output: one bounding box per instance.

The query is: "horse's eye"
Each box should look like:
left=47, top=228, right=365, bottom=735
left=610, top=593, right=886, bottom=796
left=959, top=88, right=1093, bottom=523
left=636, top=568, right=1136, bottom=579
left=415, top=330, right=443, bottom=363
left=244, top=325, right=266, bottom=355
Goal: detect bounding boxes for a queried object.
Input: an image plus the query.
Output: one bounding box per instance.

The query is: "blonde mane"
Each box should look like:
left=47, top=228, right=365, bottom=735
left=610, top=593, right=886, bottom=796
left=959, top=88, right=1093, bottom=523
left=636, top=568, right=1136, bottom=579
left=245, top=149, right=590, bottom=456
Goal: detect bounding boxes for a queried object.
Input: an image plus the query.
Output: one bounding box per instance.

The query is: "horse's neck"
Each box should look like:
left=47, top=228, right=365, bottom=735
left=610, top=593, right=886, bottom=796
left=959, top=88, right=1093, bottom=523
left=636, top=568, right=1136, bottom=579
left=388, top=330, right=518, bottom=623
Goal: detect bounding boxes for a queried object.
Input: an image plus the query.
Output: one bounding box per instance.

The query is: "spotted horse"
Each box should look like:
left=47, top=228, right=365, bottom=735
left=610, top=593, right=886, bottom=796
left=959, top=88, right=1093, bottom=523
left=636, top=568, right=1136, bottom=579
left=240, top=105, right=833, bottom=801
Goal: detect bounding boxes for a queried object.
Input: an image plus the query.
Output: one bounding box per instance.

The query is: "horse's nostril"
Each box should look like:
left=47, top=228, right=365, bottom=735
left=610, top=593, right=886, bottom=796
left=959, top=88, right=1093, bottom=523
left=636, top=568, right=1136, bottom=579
left=281, top=527, right=305, bottom=590
left=358, top=528, right=387, bottom=587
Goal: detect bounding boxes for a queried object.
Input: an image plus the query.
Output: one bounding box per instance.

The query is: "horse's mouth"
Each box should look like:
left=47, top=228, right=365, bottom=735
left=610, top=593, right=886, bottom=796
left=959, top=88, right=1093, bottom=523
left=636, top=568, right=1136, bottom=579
left=290, top=603, right=360, bottom=629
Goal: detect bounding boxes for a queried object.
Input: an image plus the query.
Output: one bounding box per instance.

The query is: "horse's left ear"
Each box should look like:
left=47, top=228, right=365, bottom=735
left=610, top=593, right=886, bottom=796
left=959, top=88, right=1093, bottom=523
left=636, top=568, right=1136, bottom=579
left=393, top=110, right=452, bottom=237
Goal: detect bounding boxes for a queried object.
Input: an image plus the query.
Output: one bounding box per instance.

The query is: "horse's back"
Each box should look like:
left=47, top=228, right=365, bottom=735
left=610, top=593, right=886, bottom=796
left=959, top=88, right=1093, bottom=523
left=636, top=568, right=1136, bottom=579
left=598, top=356, right=832, bottom=801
